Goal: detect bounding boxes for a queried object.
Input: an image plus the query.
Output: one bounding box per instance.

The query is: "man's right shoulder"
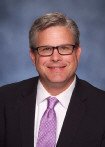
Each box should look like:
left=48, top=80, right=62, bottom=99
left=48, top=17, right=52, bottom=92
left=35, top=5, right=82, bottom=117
left=0, top=76, right=39, bottom=101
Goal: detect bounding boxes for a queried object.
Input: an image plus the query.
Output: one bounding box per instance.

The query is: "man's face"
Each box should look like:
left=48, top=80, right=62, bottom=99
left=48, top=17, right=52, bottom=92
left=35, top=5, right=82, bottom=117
left=30, top=26, right=81, bottom=89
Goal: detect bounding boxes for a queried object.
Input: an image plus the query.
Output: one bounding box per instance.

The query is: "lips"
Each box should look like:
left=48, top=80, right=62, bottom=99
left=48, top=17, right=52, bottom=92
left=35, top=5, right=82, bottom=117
left=47, top=65, right=66, bottom=72
left=48, top=66, right=65, bottom=68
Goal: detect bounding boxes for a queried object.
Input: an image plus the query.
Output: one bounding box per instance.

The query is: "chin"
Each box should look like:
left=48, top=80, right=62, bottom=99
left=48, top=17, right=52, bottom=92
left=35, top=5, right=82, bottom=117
left=48, top=75, right=74, bottom=85
left=48, top=78, right=68, bottom=84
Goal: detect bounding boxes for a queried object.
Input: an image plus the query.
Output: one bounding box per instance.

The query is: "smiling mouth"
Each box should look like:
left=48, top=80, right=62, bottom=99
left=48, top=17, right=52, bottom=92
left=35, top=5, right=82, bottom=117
left=50, top=66, right=64, bottom=68
left=48, top=66, right=66, bottom=70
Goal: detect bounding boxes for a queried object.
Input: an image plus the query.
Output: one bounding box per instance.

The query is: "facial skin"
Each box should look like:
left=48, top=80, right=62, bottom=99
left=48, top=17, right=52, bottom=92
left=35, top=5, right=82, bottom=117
left=30, top=26, right=81, bottom=95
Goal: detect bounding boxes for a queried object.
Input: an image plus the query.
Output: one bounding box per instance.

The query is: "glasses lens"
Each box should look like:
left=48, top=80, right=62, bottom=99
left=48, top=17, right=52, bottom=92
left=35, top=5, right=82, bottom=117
left=58, top=45, right=74, bottom=55
left=38, top=46, right=53, bottom=56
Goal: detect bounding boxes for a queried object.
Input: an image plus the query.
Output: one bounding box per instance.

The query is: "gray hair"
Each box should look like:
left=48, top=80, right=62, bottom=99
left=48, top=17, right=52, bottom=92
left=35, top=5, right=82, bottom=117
left=29, top=12, right=80, bottom=50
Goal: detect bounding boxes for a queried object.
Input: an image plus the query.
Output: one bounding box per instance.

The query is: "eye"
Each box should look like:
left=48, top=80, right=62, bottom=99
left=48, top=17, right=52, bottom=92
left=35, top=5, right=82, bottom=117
left=60, top=45, right=70, bottom=50
left=40, top=46, right=52, bottom=52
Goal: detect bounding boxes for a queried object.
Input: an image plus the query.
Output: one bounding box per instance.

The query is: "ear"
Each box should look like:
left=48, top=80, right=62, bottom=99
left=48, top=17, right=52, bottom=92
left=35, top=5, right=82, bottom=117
left=76, top=47, right=82, bottom=62
left=29, top=49, right=36, bottom=65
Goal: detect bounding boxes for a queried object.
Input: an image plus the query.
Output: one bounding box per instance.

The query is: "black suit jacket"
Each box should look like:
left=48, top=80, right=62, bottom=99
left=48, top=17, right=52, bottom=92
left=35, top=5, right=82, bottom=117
left=0, top=76, right=105, bottom=147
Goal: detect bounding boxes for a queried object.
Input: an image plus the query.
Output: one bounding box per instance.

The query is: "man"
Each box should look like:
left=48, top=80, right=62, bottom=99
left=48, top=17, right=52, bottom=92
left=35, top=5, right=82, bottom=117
left=0, top=12, right=105, bottom=147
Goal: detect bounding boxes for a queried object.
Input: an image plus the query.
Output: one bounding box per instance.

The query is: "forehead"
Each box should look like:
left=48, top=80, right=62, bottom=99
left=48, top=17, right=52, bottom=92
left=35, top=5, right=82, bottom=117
left=35, top=26, right=75, bottom=46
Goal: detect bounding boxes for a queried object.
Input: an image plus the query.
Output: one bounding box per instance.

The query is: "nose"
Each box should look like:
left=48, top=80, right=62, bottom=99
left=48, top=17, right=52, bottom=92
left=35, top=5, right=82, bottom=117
left=50, top=48, right=62, bottom=62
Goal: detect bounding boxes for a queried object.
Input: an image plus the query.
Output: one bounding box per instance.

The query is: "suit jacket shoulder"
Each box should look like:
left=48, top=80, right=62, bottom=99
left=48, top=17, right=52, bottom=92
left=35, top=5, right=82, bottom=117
left=76, top=77, right=105, bottom=100
left=0, top=76, right=39, bottom=103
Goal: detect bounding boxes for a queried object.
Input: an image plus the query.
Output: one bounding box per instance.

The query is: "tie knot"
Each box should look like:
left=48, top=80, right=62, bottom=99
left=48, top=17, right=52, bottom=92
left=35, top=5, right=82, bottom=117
left=47, top=97, right=58, bottom=109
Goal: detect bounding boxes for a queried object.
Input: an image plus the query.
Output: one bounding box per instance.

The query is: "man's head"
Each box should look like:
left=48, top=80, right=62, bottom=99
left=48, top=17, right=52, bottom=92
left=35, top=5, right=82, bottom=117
left=29, top=12, right=81, bottom=95
left=29, top=12, right=80, bottom=50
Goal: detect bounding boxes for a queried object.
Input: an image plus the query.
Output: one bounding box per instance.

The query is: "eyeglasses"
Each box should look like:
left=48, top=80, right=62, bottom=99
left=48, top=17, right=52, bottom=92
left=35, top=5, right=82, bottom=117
left=31, top=44, right=76, bottom=57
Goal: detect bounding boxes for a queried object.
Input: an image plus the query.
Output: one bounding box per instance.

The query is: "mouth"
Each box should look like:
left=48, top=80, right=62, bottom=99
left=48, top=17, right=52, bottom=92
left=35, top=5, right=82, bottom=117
left=47, top=65, right=66, bottom=71
left=49, top=66, right=65, bottom=68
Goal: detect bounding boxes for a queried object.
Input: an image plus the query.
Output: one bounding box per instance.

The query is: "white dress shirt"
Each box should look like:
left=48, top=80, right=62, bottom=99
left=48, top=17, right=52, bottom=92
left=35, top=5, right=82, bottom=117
left=34, top=77, right=76, bottom=147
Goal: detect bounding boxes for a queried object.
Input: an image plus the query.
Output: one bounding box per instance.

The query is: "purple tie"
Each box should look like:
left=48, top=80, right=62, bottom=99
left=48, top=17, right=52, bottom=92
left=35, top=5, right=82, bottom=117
left=36, top=97, right=58, bottom=147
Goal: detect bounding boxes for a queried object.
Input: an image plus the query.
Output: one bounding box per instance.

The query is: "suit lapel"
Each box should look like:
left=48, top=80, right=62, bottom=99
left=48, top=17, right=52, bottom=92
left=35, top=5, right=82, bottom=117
left=57, top=78, right=87, bottom=147
left=18, top=77, right=38, bottom=147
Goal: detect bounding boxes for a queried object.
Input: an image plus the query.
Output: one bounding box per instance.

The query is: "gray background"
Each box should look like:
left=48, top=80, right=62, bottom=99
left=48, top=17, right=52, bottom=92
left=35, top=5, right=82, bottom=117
left=0, top=0, right=105, bottom=90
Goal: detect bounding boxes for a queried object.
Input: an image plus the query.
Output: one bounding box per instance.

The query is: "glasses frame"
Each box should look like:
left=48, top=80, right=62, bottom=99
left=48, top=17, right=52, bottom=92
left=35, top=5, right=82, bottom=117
left=31, top=44, right=76, bottom=57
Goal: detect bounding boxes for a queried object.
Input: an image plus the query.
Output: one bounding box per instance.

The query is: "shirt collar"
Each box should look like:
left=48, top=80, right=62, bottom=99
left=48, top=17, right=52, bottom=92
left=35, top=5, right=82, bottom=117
left=36, top=76, right=76, bottom=109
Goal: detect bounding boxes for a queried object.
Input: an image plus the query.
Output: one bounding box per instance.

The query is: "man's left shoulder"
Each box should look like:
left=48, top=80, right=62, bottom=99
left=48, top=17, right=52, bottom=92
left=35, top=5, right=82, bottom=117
left=76, top=78, right=105, bottom=118
left=77, top=77, right=105, bottom=99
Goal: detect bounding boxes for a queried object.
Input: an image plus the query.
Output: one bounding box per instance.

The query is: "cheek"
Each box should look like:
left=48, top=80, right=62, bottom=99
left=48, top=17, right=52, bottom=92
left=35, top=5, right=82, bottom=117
left=66, top=55, right=78, bottom=69
left=35, top=57, right=47, bottom=71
